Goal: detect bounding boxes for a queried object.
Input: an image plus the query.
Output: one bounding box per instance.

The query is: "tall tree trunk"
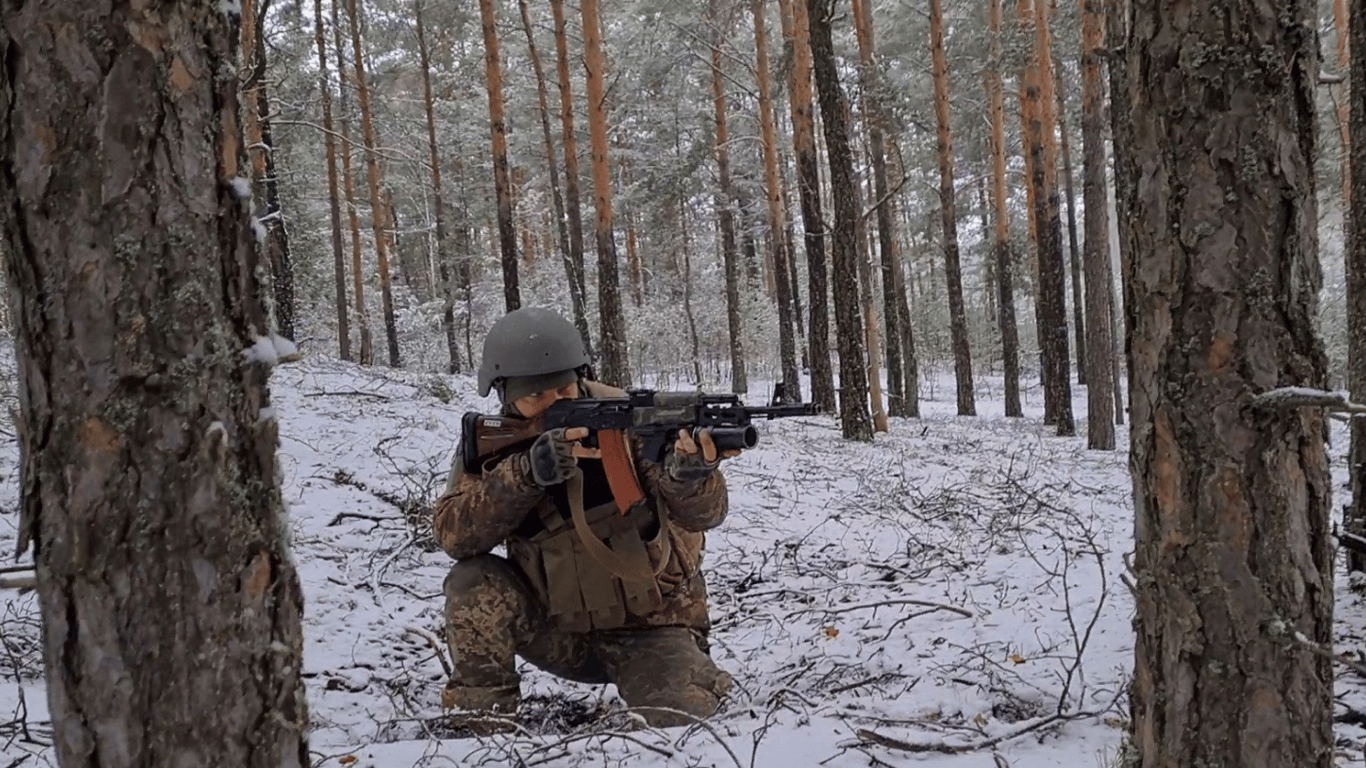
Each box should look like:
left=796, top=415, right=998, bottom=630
left=886, top=134, right=921, bottom=415
left=807, top=0, right=873, bottom=441
left=334, top=0, right=372, bottom=365
left=1337, top=0, right=1351, bottom=214
left=479, top=0, right=521, bottom=312
left=549, top=0, right=595, bottom=359
left=1080, top=0, right=1114, bottom=449
left=779, top=0, right=834, bottom=413
left=416, top=1, right=460, bottom=373
left=707, top=0, right=749, bottom=394
left=855, top=132, right=888, bottom=433
left=850, top=0, right=905, bottom=418
left=1124, top=0, right=1333, bottom=765
left=1055, top=69, right=1085, bottom=386
left=752, top=0, right=802, bottom=402
left=928, top=0, right=975, bottom=416
left=315, top=0, right=350, bottom=360
left=1019, top=0, right=1073, bottom=434
left=580, top=0, right=631, bottom=386
left=346, top=0, right=401, bottom=367
left=1348, top=0, right=1366, bottom=576
left=241, top=0, right=295, bottom=341
left=0, top=4, right=309, bottom=765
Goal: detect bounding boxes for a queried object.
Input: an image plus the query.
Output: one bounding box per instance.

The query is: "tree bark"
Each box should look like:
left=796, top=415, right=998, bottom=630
left=415, top=1, right=460, bottom=373
left=1348, top=0, right=1366, bottom=576
left=850, top=0, right=905, bottom=419
left=706, top=0, right=749, bottom=395
left=780, top=0, right=834, bottom=413
left=479, top=0, right=521, bottom=312
left=334, top=0, right=372, bottom=365
left=548, top=0, right=595, bottom=360
left=1124, top=0, right=1333, bottom=764
left=807, top=0, right=872, bottom=441
left=1055, top=68, right=1085, bottom=386
left=752, top=0, right=803, bottom=402
left=1080, top=0, right=1114, bottom=449
left=315, top=0, right=350, bottom=361
left=986, top=0, right=1021, bottom=417
left=346, top=0, right=400, bottom=367
left=928, top=0, right=975, bottom=416
left=0, top=4, right=310, bottom=765
left=580, top=0, right=631, bottom=386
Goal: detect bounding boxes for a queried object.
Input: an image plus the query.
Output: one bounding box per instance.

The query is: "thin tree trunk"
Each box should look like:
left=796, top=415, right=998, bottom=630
left=346, top=0, right=401, bottom=367
left=752, top=0, right=803, bottom=402
left=549, top=0, right=594, bottom=358
left=1348, top=0, right=1366, bottom=576
left=0, top=4, right=310, bottom=764
left=1055, top=69, right=1086, bottom=386
left=479, top=0, right=521, bottom=312
left=1125, top=0, right=1332, bottom=763
left=928, top=0, right=975, bottom=416
left=415, top=1, right=460, bottom=373
left=334, top=2, right=372, bottom=365
left=808, top=0, right=873, bottom=441
left=780, top=0, right=834, bottom=413
left=886, top=134, right=921, bottom=415
left=315, top=0, right=350, bottom=361
left=580, top=0, right=631, bottom=386
left=707, top=0, right=749, bottom=394
left=1080, top=0, right=1114, bottom=449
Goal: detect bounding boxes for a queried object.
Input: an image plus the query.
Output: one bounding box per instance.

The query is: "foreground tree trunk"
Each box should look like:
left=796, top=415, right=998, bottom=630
left=549, top=0, right=595, bottom=359
left=346, top=0, right=401, bottom=367
left=928, top=0, right=974, bottom=416
left=985, top=0, right=1022, bottom=417
left=1349, top=0, right=1366, bottom=576
left=479, top=0, right=521, bottom=312
left=1080, top=0, right=1114, bottom=449
left=808, top=0, right=872, bottom=441
left=1123, top=1, right=1333, bottom=765
left=781, top=0, right=835, bottom=413
left=315, top=0, right=350, bottom=360
left=709, top=0, right=748, bottom=394
left=580, top=0, right=631, bottom=386
left=0, top=3, right=310, bottom=765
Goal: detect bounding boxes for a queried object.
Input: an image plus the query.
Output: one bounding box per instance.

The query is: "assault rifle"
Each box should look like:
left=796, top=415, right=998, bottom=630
left=461, top=385, right=818, bottom=473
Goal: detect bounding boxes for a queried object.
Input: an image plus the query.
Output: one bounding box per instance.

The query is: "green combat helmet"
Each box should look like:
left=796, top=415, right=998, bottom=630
left=477, top=307, right=590, bottom=398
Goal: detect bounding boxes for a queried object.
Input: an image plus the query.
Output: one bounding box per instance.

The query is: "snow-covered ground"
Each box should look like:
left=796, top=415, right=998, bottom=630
left=2, top=358, right=1364, bottom=768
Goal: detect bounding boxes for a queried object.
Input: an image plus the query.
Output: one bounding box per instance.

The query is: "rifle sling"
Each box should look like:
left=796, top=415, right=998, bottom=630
left=566, top=468, right=669, bottom=583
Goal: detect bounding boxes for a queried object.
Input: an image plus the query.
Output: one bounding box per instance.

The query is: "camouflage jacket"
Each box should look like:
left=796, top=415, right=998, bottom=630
left=433, top=380, right=728, bottom=632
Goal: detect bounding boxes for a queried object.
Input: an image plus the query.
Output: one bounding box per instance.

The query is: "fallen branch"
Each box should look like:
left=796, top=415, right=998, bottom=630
left=402, top=625, right=452, bottom=677
left=0, top=573, right=34, bottom=590
left=304, top=390, right=392, bottom=400
left=1249, top=387, right=1366, bottom=414
left=854, top=708, right=1101, bottom=755
left=787, top=598, right=973, bottom=619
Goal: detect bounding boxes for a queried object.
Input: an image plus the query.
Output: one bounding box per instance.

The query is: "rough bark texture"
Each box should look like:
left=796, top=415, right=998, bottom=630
left=333, top=2, right=372, bottom=365
left=346, top=0, right=400, bottom=366
left=1079, top=0, right=1114, bottom=450
left=548, top=0, right=594, bottom=359
left=987, top=0, right=1021, bottom=417
left=707, top=0, right=748, bottom=395
left=580, top=0, right=631, bottom=387
left=416, top=1, right=459, bottom=374
left=315, top=0, right=350, bottom=361
left=752, top=0, right=802, bottom=402
left=1123, top=1, right=1333, bottom=765
left=850, top=0, right=904, bottom=418
left=1055, top=70, right=1084, bottom=385
left=0, top=3, right=310, bottom=766
left=1349, top=0, right=1366, bottom=575
left=479, top=0, right=521, bottom=313
left=782, top=0, right=834, bottom=414
left=807, top=0, right=872, bottom=441
left=928, top=0, right=974, bottom=417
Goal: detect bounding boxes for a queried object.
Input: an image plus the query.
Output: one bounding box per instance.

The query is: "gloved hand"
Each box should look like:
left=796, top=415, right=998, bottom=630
left=665, top=428, right=739, bottom=482
left=527, top=427, right=580, bottom=487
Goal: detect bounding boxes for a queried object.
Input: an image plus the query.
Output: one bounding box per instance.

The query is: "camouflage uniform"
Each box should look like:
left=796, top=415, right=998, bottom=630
left=433, top=381, right=734, bottom=727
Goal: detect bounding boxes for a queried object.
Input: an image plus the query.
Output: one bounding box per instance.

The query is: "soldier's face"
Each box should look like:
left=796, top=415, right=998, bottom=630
left=512, top=380, right=579, bottom=418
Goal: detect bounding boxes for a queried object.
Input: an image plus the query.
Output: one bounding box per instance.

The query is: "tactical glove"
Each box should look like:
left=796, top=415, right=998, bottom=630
left=665, top=443, right=721, bottom=482
left=527, top=428, right=578, bottom=487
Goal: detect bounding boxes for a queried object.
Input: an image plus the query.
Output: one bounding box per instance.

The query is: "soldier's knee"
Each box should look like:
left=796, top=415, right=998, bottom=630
left=444, top=555, right=524, bottom=614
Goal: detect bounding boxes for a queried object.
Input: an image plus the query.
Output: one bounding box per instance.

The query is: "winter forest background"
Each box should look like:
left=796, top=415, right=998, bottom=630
left=2, top=0, right=1366, bottom=766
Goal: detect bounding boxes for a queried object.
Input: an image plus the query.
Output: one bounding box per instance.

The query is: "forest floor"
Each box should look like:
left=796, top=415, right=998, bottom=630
left=2, top=356, right=1365, bottom=768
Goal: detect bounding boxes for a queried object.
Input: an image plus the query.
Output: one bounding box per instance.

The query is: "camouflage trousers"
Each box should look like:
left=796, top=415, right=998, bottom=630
left=442, top=554, right=733, bottom=727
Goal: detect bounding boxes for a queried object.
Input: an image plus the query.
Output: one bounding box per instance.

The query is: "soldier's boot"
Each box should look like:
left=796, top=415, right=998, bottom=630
left=601, top=627, right=734, bottom=728
left=443, top=555, right=530, bottom=733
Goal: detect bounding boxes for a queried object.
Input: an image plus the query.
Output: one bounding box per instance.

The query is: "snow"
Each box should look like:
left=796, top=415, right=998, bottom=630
left=1, top=357, right=1364, bottom=767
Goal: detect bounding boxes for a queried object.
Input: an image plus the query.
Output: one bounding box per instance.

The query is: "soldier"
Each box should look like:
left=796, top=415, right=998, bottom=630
left=433, top=307, right=740, bottom=730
